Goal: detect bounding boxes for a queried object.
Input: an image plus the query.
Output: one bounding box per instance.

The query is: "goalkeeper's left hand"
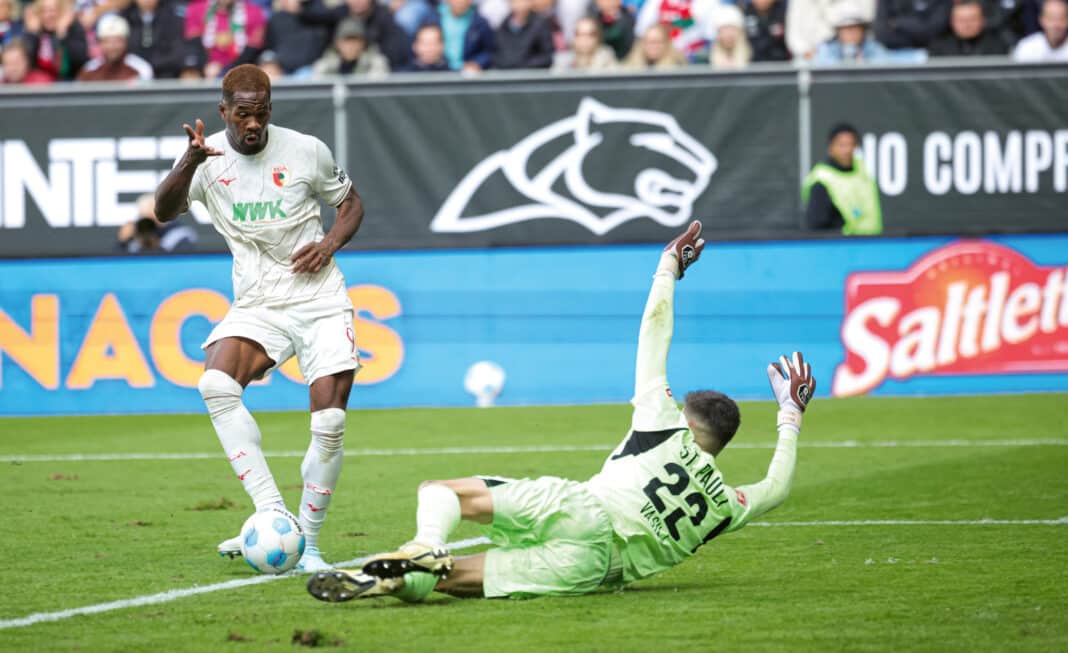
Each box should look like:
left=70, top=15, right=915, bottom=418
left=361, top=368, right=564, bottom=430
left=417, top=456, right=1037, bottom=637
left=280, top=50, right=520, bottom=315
left=767, top=352, right=815, bottom=430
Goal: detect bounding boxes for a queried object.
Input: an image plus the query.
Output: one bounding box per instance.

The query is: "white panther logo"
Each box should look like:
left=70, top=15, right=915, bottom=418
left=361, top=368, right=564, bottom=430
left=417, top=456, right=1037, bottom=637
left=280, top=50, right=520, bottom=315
left=431, top=98, right=717, bottom=236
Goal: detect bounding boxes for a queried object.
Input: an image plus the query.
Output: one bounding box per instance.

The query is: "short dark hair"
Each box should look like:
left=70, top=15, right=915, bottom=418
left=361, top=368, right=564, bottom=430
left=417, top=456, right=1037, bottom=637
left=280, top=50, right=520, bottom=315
left=135, top=217, right=159, bottom=235
left=221, top=64, right=271, bottom=104
left=684, top=390, right=740, bottom=448
left=415, top=23, right=443, bottom=39
left=828, top=122, right=859, bottom=144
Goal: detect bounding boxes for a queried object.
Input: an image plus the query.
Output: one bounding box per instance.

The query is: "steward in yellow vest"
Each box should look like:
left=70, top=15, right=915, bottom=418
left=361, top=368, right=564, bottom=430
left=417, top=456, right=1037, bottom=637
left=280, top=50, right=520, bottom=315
left=801, top=123, right=882, bottom=235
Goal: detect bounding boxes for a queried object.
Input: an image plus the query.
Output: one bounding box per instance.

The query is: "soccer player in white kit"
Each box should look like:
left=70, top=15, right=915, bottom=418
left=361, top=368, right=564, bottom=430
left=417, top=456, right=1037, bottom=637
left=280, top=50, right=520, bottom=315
left=307, top=221, right=818, bottom=602
left=155, top=65, right=364, bottom=572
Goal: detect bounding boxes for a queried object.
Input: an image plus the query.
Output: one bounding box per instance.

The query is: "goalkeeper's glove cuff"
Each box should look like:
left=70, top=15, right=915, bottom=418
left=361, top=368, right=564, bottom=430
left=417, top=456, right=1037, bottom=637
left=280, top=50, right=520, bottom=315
left=777, top=407, right=802, bottom=434
left=655, top=252, right=680, bottom=279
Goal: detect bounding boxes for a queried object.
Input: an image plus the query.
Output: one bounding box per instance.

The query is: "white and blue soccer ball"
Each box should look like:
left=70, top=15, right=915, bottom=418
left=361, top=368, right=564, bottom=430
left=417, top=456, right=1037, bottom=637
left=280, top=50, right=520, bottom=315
left=464, top=361, right=506, bottom=407
left=239, top=507, right=305, bottom=574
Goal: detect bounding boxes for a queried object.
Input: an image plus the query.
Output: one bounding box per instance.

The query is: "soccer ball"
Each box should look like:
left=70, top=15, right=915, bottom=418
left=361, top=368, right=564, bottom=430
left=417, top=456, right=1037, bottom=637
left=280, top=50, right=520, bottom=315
left=464, top=361, right=506, bottom=407
left=239, top=507, right=305, bottom=574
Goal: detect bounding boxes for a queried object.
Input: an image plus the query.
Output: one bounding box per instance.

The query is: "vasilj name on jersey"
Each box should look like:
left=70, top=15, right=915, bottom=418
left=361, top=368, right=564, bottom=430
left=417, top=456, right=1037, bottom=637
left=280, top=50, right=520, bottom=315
left=639, top=441, right=729, bottom=544
left=231, top=200, right=287, bottom=222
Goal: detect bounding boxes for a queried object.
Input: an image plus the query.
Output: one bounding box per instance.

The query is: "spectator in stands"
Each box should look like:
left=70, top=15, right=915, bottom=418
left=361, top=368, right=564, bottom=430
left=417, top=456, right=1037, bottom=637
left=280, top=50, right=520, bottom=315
left=802, top=123, right=883, bottom=236
left=787, top=0, right=874, bottom=60
left=231, top=0, right=330, bottom=76
left=300, top=0, right=412, bottom=69
left=1, top=0, right=23, bottom=43
left=492, top=0, right=554, bottom=68
left=1000, top=0, right=1042, bottom=41
left=398, top=22, right=451, bottom=70
left=592, top=0, right=635, bottom=60
left=185, top=0, right=267, bottom=78
left=392, top=0, right=435, bottom=38
left=256, top=48, right=285, bottom=77
left=77, top=13, right=153, bottom=80
left=438, top=0, right=495, bottom=72
left=74, top=0, right=128, bottom=49
left=178, top=38, right=207, bottom=79
left=122, top=0, right=186, bottom=78
left=532, top=0, right=567, bottom=50
left=874, top=0, right=951, bottom=50
left=1013, top=0, right=1067, bottom=59
left=479, top=0, right=511, bottom=29
left=813, top=8, right=894, bottom=64
left=929, top=0, right=1009, bottom=55
left=21, top=0, right=88, bottom=79
left=1, top=36, right=54, bottom=82
left=552, top=14, right=617, bottom=70
left=117, top=194, right=198, bottom=254
left=710, top=4, right=751, bottom=68
left=622, top=21, right=685, bottom=67
left=745, top=0, right=789, bottom=61
left=635, top=0, right=716, bottom=61
left=312, top=16, right=389, bottom=75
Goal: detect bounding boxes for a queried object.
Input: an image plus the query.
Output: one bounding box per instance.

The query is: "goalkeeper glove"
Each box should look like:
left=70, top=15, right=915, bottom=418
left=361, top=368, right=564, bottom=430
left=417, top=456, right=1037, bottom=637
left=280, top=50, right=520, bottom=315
left=766, top=351, right=816, bottom=431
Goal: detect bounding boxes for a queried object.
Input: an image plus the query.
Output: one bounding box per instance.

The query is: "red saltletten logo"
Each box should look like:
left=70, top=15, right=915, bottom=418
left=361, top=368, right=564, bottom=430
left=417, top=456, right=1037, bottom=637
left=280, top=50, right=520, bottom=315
left=832, top=241, right=1068, bottom=397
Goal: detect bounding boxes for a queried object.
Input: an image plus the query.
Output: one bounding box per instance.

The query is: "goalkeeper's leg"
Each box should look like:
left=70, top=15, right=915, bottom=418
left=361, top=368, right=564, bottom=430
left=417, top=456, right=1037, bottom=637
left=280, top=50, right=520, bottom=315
left=362, top=477, right=493, bottom=580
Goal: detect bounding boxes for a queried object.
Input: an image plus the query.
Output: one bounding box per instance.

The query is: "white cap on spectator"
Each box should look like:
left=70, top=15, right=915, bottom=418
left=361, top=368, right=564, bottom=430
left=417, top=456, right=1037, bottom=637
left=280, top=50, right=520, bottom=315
left=830, top=5, right=871, bottom=29
left=97, top=14, right=130, bottom=39
left=714, top=5, right=745, bottom=30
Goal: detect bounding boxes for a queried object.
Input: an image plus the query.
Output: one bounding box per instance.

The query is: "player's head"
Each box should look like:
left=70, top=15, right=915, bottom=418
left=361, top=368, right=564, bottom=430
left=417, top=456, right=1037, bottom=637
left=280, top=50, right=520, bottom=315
left=827, top=122, right=859, bottom=168
left=219, top=64, right=272, bottom=155
left=683, top=390, right=740, bottom=456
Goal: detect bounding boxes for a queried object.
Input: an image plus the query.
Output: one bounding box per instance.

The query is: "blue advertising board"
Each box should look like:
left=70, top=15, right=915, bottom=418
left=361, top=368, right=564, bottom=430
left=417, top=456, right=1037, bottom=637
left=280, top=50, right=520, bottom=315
left=1, top=235, right=1066, bottom=416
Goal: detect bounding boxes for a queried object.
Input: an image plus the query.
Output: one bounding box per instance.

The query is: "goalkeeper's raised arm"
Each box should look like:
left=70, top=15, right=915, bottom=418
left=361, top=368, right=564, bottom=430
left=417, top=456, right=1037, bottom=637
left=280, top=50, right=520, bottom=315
left=730, top=352, right=816, bottom=527
left=630, top=221, right=706, bottom=431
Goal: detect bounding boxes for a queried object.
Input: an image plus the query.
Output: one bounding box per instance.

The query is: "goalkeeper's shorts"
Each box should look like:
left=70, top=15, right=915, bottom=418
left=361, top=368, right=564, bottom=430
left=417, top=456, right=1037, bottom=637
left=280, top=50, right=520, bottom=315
left=480, top=476, right=622, bottom=599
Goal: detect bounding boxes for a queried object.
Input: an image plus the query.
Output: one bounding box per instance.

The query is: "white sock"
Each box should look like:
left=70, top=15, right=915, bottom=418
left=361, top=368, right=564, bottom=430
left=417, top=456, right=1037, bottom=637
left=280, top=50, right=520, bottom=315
left=299, top=408, right=346, bottom=554
left=198, top=370, right=283, bottom=512
left=414, top=483, right=461, bottom=548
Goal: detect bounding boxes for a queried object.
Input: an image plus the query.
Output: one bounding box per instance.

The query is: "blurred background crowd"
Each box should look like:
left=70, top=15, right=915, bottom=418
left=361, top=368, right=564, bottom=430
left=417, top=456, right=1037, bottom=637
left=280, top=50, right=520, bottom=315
left=0, top=0, right=1065, bottom=84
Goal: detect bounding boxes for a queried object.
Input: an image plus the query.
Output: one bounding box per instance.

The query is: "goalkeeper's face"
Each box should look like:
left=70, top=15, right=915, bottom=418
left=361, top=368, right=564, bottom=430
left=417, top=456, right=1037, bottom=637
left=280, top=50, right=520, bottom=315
left=221, top=91, right=272, bottom=155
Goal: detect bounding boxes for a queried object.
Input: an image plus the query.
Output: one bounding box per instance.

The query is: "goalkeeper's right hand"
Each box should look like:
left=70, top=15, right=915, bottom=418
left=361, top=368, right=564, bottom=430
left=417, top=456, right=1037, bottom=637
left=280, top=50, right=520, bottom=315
left=766, top=352, right=815, bottom=430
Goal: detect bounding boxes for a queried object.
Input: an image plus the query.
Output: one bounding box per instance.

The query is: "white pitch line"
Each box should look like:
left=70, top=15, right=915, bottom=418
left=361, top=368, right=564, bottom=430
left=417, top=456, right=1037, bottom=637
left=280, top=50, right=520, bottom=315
left=0, top=536, right=492, bottom=631
left=4, top=515, right=1068, bottom=632
left=2, top=438, right=1066, bottom=463
left=749, top=517, right=1068, bottom=527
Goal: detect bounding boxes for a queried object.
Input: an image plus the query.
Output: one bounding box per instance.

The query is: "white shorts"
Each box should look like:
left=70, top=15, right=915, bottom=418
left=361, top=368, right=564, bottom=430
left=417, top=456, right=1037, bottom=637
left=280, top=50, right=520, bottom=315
left=202, top=295, right=361, bottom=385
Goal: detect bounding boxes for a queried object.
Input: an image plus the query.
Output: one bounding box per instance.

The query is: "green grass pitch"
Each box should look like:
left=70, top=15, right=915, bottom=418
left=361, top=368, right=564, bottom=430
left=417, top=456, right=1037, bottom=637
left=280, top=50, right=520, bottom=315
left=1, top=393, right=1066, bottom=652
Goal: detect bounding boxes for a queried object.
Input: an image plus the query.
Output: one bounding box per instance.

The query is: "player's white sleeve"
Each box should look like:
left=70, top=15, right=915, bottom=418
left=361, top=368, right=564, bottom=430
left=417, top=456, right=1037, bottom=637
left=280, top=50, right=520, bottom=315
left=727, top=426, right=798, bottom=530
left=630, top=257, right=684, bottom=431
left=313, top=138, right=352, bottom=207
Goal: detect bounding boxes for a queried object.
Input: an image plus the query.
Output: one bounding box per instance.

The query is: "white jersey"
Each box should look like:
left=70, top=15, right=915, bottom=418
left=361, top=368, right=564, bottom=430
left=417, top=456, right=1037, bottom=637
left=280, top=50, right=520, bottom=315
left=185, top=124, right=353, bottom=309
left=1013, top=32, right=1068, bottom=63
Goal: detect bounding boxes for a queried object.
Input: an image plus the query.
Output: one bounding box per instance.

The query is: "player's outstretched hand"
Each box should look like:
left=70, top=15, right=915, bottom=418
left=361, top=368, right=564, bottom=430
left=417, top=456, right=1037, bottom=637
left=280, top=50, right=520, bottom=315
left=182, top=119, right=223, bottom=164
left=291, top=241, right=335, bottom=274
left=766, top=351, right=815, bottom=413
left=663, top=220, right=705, bottom=279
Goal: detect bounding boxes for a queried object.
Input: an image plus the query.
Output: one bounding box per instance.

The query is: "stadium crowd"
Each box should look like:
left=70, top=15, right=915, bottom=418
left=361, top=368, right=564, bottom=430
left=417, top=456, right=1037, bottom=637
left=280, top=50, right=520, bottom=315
left=0, top=0, right=1064, bottom=83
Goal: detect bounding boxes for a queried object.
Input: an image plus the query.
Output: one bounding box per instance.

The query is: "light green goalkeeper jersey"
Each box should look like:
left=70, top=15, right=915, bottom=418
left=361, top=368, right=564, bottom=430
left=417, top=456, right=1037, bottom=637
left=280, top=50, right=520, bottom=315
left=584, top=266, right=799, bottom=584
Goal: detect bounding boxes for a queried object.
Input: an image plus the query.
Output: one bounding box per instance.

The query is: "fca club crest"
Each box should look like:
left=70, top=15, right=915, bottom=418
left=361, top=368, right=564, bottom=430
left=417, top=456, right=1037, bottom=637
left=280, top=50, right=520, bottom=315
left=272, top=165, right=288, bottom=188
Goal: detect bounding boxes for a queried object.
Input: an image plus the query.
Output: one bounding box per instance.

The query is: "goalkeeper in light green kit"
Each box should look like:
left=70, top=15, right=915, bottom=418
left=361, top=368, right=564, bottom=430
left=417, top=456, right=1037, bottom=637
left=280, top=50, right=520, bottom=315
left=307, top=221, right=817, bottom=603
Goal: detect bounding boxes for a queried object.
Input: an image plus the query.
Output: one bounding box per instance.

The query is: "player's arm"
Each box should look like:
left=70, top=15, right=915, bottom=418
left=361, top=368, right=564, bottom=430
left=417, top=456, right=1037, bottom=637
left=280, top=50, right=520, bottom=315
left=291, top=140, right=364, bottom=274
left=631, top=222, right=705, bottom=430
left=730, top=353, right=815, bottom=526
left=155, top=119, right=222, bottom=223
left=291, top=187, right=364, bottom=274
